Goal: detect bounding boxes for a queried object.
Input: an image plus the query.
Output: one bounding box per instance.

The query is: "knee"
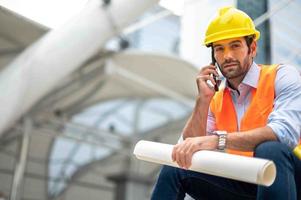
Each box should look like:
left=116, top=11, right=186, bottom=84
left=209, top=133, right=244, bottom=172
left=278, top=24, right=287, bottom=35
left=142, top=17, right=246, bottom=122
left=159, top=166, right=181, bottom=178
left=254, top=141, right=291, bottom=162
left=159, top=165, right=175, bottom=177
left=158, top=165, right=184, bottom=182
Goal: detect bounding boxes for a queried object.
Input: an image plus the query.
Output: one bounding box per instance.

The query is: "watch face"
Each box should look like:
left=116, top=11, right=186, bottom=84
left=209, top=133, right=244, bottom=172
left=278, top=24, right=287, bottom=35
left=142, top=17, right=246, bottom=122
left=216, top=131, right=227, bottom=136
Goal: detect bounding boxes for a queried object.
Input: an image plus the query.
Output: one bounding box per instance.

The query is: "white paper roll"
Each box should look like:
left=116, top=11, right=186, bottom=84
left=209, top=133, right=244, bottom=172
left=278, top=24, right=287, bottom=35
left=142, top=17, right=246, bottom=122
left=133, top=140, right=276, bottom=186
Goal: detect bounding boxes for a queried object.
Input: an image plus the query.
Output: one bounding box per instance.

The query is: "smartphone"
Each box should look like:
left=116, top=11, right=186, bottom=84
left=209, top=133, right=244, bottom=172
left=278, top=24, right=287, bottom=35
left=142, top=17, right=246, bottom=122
left=211, top=50, right=219, bottom=91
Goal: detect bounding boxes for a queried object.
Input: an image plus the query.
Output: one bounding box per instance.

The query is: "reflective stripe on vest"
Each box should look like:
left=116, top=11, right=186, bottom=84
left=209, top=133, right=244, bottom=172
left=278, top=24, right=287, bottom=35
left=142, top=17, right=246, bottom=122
left=210, top=64, right=278, bottom=157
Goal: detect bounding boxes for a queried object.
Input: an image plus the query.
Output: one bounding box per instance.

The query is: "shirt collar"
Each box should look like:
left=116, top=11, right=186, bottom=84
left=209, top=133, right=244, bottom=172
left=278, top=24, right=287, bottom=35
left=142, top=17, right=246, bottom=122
left=242, top=62, right=260, bottom=89
left=225, top=62, right=260, bottom=89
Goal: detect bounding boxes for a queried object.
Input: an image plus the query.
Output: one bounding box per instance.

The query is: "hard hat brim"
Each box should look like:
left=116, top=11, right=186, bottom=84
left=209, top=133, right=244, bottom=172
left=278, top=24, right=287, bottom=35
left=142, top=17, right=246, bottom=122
left=204, top=29, right=260, bottom=46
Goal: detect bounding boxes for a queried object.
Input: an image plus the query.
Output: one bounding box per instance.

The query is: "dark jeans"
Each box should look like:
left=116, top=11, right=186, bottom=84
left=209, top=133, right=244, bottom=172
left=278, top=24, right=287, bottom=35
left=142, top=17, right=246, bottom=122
left=151, top=141, right=301, bottom=200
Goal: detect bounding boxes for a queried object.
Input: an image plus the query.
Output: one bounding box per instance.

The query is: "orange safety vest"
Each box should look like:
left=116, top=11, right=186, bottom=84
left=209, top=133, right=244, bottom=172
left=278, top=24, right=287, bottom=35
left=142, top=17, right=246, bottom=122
left=210, top=64, right=278, bottom=157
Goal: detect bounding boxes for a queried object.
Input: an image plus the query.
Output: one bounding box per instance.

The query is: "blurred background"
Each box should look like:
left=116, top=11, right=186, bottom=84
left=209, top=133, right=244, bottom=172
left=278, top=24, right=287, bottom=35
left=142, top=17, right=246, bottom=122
left=0, top=0, right=300, bottom=199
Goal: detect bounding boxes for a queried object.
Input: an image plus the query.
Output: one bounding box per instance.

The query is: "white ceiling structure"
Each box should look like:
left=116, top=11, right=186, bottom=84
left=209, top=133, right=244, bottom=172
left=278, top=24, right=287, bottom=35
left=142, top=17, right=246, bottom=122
left=0, top=1, right=198, bottom=199
left=0, top=6, right=47, bottom=71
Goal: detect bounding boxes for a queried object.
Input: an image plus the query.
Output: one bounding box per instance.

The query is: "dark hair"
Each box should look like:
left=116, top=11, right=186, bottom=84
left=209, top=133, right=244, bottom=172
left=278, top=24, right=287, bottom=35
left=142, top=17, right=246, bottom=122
left=244, top=34, right=255, bottom=54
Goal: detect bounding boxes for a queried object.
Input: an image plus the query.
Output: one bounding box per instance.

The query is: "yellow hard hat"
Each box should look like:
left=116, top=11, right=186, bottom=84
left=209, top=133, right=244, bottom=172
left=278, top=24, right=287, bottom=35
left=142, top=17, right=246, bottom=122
left=204, top=6, right=260, bottom=46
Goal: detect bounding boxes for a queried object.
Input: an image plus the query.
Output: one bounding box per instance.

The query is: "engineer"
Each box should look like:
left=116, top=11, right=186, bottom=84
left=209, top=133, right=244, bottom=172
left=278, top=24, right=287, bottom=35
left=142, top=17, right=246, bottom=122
left=151, top=6, right=301, bottom=200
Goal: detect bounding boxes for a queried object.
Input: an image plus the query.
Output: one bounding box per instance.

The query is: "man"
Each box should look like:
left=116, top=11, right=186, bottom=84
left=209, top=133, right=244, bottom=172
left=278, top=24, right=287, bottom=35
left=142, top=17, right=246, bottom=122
left=151, top=6, right=301, bottom=200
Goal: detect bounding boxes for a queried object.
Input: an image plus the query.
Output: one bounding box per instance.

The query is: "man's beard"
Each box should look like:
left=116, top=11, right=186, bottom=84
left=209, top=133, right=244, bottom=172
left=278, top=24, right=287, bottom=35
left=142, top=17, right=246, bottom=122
left=219, top=56, right=251, bottom=80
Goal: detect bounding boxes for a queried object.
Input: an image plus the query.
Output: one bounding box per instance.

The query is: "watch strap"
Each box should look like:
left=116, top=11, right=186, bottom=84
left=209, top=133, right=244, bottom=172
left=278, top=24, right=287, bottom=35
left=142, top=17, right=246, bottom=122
left=213, top=130, right=227, bottom=151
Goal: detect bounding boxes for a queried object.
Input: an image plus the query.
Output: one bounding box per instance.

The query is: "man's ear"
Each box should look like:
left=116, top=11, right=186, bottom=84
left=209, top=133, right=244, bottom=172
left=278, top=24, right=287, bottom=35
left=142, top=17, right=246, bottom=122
left=250, top=41, right=257, bottom=58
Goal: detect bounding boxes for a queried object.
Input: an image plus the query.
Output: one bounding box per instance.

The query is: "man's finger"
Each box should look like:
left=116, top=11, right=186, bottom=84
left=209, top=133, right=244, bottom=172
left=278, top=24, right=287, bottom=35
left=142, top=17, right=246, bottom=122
left=172, top=144, right=180, bottom=162
left=200, top=65, right=216, bottom=73
left=200, top=68, right=219, bottom=77
left=185, top=145, right=194, bottom=169
left=178, top=149, right=186, bottom=168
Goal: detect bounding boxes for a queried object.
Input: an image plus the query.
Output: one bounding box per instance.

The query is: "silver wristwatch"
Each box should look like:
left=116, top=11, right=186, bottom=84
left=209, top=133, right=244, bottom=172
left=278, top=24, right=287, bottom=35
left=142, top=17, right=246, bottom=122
left=213, top=130, right=227, bottom=151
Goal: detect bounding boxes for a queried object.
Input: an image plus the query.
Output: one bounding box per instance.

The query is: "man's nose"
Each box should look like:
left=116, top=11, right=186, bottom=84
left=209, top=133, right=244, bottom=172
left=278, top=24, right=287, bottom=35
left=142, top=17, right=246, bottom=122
left=223, top=48, right=234, bottom=60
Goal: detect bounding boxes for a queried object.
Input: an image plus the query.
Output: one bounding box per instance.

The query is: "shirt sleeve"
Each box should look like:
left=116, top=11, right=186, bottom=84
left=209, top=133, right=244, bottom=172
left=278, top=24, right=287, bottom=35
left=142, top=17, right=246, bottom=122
left=206, top=107, right=216, bottom=135
left=267, top=64, right=301, bottom=149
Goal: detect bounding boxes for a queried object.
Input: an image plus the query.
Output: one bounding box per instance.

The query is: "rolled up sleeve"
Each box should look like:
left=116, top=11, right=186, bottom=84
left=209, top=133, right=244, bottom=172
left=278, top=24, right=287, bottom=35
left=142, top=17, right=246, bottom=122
left=267, top=65, right=301, bottom=149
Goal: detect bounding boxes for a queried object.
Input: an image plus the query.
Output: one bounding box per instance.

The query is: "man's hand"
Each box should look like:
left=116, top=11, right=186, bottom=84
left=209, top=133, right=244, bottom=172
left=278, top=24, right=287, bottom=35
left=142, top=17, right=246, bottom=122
left=172, top=135, right=218, bottom=169
left=196, top=64, right=219, bottom=101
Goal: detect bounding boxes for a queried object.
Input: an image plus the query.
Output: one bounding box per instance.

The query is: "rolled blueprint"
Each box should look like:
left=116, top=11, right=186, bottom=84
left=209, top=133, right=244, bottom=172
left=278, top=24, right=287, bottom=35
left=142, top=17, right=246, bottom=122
left=133, top=140, right=276, bottom=186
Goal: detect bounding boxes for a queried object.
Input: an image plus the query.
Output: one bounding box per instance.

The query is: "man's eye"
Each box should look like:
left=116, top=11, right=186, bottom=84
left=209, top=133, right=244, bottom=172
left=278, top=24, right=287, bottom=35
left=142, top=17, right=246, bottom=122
left=215, top=47, right=223, bottom=52
left=231, top=44, right=241, bottom=49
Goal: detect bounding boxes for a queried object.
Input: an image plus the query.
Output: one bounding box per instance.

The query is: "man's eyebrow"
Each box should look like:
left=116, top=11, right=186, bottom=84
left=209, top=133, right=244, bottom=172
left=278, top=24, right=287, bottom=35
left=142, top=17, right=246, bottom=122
left=213, top=44, right=223, bottom=48
left=213, top=40, right=243, bottom=48
left=229, top=40, right=242, bottom=45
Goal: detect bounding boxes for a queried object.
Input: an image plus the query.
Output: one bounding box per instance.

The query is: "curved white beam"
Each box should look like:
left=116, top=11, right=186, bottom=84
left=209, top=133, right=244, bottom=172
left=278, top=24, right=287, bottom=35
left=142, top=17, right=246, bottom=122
left=0, top=0, right=159, bottom=136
